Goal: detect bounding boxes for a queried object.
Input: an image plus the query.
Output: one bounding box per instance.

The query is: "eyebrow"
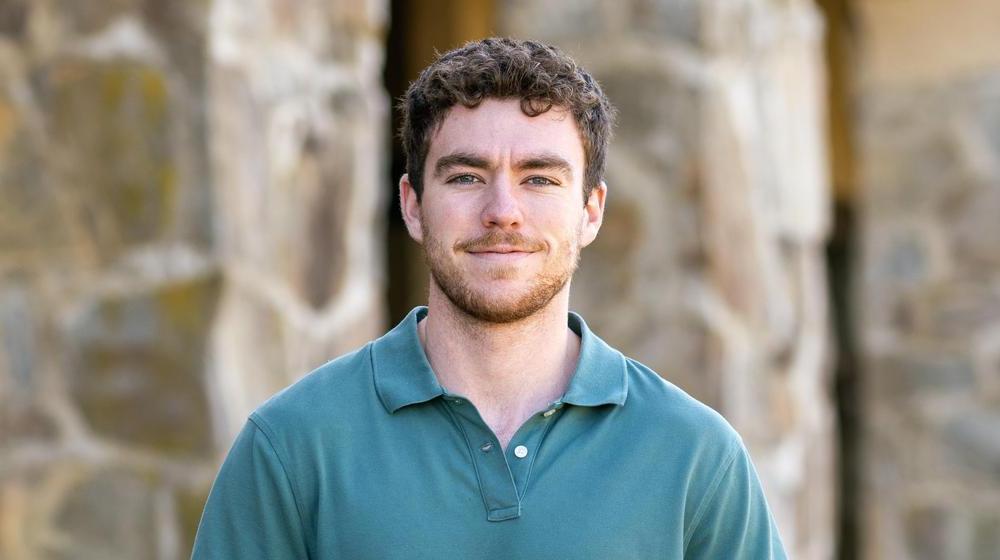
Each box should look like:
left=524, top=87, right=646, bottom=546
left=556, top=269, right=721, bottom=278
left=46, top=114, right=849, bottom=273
left=432, top=151, right=574, bottom=180
left=433, top=152, right=491, bottom=178
left=516, top=154, right=573, bottom=179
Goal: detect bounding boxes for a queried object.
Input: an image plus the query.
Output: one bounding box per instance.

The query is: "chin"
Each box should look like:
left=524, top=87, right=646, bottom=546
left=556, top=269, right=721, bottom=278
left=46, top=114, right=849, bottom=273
left=458, top=299, right=551, bottom=324
left=445, top=282, right=567, bottom=324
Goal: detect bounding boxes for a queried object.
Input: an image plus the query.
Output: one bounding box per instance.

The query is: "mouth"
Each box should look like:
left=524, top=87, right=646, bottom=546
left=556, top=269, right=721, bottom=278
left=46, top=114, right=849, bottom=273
left=465, top=246, right=536, bottom=262
left=467, top=246, right=532, bottom=254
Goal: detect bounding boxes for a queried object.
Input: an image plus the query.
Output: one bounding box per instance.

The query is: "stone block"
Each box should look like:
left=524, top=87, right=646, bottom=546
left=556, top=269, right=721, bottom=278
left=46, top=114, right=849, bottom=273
left=0, top=87, right=68, bottom=258
left=885, top=132, right=965, bottom=211
left=42, top=56, right=177, bottom=262
left=67, top=272, right=221, bottom=457
left=0, top=282, right=36, bottom=395
left=944, top=407, right=1000, bottom=477
left=628, top=0, right=701, bottom=45
left=50, top=467, right=158, bottom=560
left=499, top=0, right=609, bottom=42
left=0, top=0, right=28, bottom=38
left=972, top=80, right=1000, bottom=167
left=0, top=87, right=13, bottom=153
left=500, top=0, right=702, bottom=46
left=175, top=481, right=211, bottom=557
left=278, top=126, right=353, bottom=311
left=909, top=283, right=1000, bottom=340
left=142, top=0, right=209, bottom=86
left=0, top=282, right=59, bottom=447
left=209, top=282, right=289, bottom=438
left=598, top=66, right=699, bottom=164
left=879, top=351, right=977, bottom=397
left=1, top=463, right=160, bottom=559
left=905, top=504, right=950, bottom=560
left=50, top=0, right=137, bottom=36
left=864, top=223, right=947, bottom=291
left=211, top=74, right=363, bottom=309
left=973, top=513, right=1000, bottom=560
left=948, top=184, right=1000, bottom=270
left=573, top=194, right=642, bottom=303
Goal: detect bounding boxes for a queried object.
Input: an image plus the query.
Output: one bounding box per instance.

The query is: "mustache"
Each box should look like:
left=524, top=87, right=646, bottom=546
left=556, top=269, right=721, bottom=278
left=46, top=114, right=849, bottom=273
left=454, top=231, right=546, bottom=252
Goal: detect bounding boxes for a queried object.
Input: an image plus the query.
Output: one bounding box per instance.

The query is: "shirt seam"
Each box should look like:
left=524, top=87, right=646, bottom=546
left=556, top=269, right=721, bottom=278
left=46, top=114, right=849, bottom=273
left=248, top=413, right=313, bottom=559
left=682, top=443, right=741, bottom=550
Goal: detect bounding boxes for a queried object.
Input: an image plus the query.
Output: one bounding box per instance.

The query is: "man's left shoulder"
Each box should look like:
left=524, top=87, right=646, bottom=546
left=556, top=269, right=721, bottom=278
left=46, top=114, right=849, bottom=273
left=620, top=356, right=743, bottom=456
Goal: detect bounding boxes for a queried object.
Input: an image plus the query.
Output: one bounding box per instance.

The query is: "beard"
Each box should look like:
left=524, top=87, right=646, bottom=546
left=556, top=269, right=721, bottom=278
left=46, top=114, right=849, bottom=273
left=421, top=225, right=581, bottom=324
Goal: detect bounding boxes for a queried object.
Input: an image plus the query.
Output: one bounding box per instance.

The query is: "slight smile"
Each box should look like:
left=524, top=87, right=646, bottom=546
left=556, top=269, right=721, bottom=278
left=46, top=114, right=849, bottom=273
left=466, top=247, right=536, bottom=262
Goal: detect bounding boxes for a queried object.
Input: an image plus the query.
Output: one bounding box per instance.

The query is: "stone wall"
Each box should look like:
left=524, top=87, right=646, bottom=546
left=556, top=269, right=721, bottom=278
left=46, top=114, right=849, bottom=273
left=498, top=1, right=836, bottom=558
left=206, top=0, right=388, bottom=447
left=855, top=1, right=1000, bottom=559
left=0, top=1, right=386, bottom=558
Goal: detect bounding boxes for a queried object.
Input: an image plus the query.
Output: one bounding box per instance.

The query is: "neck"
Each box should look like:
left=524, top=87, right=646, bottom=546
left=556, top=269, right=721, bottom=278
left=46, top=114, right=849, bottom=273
left=419, top=284, right=580, bottom=448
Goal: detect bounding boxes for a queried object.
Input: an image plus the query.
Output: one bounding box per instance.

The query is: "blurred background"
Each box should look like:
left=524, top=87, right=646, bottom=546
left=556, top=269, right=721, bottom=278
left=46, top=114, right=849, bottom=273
left=1, top=0, right=998, bottom=558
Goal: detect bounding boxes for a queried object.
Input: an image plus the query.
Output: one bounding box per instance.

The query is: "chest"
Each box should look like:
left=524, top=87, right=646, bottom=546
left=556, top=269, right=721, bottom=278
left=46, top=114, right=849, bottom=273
left=297, top=402, right=690, bottom=559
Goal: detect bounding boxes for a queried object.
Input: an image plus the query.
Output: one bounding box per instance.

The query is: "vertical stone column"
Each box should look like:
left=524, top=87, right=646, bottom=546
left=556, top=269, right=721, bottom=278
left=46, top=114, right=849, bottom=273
left=1, top=2, right=221, bottom=558
left=854, top=1, right=1000, bottom=558
left=206, top=0, right=389, bottom=442
left=0, top=1, right=389, bottom=558
left=499, top=1, right=835, bottom=558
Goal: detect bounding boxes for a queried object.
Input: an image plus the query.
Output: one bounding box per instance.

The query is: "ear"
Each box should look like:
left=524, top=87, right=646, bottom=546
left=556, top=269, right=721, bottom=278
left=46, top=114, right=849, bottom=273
left=399, top=173, right=424, bottom=244
left=579, top=181, right=607, bottom=248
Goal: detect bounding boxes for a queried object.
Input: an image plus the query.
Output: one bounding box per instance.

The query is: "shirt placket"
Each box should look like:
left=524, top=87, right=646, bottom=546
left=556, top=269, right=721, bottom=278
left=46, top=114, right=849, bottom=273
left=440, top=396, right=565, bottom=521
left=503, top=401, right=563, bottom=498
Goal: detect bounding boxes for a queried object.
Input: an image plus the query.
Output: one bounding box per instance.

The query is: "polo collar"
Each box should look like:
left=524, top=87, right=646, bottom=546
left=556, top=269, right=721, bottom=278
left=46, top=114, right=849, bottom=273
left=373, top=306, right=629, bottom=414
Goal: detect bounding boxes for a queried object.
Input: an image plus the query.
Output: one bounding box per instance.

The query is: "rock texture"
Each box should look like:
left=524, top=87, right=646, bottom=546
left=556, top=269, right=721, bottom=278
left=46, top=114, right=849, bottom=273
left=206, top=0, right=388, bottom=444
left=0, top=1, right=387, bottom=558
left=855, top=2, right=1000, bottom=559
left=498, top=1, right=835, bottom=558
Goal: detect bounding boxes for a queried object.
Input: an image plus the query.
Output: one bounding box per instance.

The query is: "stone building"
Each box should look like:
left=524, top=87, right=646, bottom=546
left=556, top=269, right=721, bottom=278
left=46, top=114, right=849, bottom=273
left=851, top=1, right=1000, bottom=559
left=0, top=1, right=996, bottom=559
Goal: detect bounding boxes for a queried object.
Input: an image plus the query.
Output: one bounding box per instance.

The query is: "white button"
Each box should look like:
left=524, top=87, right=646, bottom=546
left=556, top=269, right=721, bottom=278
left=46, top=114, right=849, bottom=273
left=514, top=445, right=528, bottom=458
left=542, top=409, right=556, bottom=417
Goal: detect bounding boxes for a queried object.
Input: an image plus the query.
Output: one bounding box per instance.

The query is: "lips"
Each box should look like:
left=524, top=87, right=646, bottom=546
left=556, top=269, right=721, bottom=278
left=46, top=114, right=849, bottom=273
left=465, top=247, right=536, bottom=263
left=467, top=246, right=533, bottom=254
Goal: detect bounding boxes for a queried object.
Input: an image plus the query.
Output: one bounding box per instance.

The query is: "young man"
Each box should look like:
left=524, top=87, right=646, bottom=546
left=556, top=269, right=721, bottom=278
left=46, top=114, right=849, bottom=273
left=192, top=38, right=786, bottom=559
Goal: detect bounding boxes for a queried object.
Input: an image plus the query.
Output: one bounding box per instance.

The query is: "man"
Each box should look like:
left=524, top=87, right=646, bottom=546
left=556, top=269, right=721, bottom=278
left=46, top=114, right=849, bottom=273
left=192, top=38, right=786, bottom=559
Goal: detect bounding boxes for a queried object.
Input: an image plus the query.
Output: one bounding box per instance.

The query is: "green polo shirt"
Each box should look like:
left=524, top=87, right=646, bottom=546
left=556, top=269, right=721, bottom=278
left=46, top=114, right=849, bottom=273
left=192, top=307, right=786, bottom=559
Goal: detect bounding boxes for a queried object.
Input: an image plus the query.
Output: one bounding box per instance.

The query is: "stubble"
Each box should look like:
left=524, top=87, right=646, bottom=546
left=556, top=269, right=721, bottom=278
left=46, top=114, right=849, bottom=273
left=421, top=226, right=581, bottom=324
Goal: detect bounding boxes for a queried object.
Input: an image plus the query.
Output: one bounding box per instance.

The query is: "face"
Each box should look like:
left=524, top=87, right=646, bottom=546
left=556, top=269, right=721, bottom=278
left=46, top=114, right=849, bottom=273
left=400, top=98, right=606, bottom=323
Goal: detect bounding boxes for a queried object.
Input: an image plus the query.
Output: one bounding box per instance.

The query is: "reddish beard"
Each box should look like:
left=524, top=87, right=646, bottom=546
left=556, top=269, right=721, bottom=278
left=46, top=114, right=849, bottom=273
left=421, top=227, right=580, bottom=323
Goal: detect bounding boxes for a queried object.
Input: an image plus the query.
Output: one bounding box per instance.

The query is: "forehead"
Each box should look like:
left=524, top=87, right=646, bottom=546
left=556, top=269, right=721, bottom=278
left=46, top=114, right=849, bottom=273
left=427, top=98, right=585, bottom=167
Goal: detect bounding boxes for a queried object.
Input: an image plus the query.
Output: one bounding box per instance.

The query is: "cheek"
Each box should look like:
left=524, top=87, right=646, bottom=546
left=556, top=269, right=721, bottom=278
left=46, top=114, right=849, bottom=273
left=424, top=196, right=475, bottom=227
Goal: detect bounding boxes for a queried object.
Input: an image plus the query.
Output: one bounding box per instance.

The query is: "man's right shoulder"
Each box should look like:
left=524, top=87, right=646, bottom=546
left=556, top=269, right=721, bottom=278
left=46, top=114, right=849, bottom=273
left=249, top=342, right=376, bottom=433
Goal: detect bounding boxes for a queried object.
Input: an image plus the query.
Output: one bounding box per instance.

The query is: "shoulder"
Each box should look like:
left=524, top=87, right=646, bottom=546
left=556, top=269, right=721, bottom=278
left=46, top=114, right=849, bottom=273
left=249, top=342, right=375, bottom=434
left=621, top=356, right=743, bottom=460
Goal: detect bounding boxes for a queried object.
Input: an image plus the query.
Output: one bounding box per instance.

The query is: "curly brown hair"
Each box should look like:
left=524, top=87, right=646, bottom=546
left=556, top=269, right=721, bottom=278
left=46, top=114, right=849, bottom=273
left=399, top=37, right=616, bottom=203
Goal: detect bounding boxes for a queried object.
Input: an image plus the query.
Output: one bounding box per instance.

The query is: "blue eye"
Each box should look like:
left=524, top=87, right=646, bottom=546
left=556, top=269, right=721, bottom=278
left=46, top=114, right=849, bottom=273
left=526, top=176, right=557, bottom=186
left=448, top=174, right=481, bottom=184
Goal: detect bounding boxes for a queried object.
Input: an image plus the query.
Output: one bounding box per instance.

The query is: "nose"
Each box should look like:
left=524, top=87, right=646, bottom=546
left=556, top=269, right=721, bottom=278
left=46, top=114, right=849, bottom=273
left=480, top=177, right=523, bottom=229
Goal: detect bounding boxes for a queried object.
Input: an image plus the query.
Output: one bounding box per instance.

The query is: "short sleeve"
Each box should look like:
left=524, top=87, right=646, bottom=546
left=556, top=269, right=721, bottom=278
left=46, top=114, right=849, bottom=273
left=683, top=444, right=787, bottom=559
left=191, top=419, right=310, bottom=560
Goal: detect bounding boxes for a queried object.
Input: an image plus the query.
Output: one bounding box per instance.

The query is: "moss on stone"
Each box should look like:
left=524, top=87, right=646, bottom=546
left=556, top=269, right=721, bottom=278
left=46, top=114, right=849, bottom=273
left=70, top=272, right=222, bottom=457
left=46, top=58, right=177, bottom=257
